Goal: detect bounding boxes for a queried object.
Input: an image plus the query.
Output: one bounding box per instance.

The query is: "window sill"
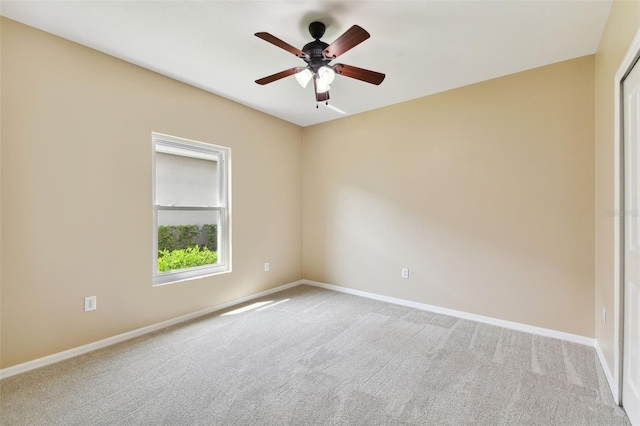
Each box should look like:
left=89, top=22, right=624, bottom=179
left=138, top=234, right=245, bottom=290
left=153, top=267, right=232, bottom=287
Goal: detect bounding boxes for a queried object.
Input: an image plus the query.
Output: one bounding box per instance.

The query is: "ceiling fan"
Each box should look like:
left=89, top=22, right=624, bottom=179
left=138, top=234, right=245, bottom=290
left=254, top=22, right=385, bottom=105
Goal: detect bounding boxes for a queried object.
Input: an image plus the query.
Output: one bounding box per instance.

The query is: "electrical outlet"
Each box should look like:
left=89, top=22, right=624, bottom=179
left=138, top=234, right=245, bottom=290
left=264, top=262, right=270, bottom=272
left=85, top=296, right=97, bottom=312
left=401, top=268, right=409, bottom=279
left=602, top=305, right=606, bottom=324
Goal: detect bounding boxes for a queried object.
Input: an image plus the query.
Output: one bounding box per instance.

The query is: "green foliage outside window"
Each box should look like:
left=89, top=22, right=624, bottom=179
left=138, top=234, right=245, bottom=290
left=158, top=246, right=218, bottom=273
left=157, top=224, right=218, bottom=272
left=201, top=224, right=217, bottom=251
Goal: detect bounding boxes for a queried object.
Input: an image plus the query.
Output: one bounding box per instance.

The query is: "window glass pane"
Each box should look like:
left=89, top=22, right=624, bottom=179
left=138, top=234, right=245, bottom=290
left=157, top=210, right=220, bottom=273
left=155, top=152, right=218, bottom=206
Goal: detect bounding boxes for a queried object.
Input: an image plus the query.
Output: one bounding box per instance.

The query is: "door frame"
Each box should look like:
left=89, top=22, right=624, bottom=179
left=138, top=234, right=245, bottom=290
left=613, top=27, right=640, bottom=406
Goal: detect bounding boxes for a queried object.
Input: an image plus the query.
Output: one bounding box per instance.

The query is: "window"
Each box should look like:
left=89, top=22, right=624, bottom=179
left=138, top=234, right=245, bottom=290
left=152, top=133, right=231, bottom=286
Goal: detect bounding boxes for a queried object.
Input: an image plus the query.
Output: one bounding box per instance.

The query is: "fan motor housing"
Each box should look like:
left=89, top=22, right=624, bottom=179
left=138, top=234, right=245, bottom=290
left=303, top=21, right=331, bottom=71
left=302, top=40, right=329, bottom=61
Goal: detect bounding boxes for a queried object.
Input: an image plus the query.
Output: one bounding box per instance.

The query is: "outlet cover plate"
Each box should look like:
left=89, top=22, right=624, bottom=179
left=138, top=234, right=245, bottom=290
left=85, top=296, right=97, bottom=312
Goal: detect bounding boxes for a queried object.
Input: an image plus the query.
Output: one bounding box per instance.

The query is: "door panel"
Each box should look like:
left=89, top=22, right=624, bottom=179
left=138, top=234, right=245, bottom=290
left=624, top=58, right=640, bottom=426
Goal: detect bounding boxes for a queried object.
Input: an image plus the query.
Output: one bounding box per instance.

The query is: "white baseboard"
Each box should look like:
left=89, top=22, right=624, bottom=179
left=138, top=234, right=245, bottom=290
left=303, top=280, right=595, bottom=347
left=594, top=340, right=618, bottom=403
left=0, top=280, right=304, bottom=380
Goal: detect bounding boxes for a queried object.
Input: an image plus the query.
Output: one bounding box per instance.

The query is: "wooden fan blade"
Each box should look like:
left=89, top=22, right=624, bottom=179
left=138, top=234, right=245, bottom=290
left=255, top=67, right=304, bottom=85
left=334, top=64, right=385, bottom=85
left=313, top=77, right=330, bottom=102
left=255, top=32, right=308, bottom=59
left=323, top=25, right=370, bottom=59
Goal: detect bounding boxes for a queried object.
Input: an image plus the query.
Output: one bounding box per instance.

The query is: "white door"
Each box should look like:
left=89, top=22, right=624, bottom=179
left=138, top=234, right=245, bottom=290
left=624, top=58, right=640, bottom=426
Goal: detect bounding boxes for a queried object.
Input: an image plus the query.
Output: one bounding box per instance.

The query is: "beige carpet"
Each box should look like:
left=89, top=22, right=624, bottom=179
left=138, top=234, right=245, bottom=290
left=0, top=285, right=630, bottom=425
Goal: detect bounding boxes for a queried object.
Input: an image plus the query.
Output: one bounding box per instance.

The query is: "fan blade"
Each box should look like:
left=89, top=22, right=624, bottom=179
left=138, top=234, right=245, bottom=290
left=255, top=67, right=304, bottom=85
left=255, top=32, right=308, bottom=59
left=323, top=25, right=370, bottom=59
left=334, top=64, right=385, bottom=85
left=313, top=77, right=330, bottom=102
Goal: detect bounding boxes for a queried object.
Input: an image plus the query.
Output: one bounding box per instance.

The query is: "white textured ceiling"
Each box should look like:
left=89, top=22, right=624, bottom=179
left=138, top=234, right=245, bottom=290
left=1, top=1, right=611, bottom=127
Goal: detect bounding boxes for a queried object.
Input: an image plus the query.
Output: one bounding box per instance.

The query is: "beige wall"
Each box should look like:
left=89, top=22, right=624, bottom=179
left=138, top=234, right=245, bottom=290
left=594, top=0, right=640, bottom=377
left=0, top=18, right=303, bottom=368
left=303, top=56, right=595, bottom=337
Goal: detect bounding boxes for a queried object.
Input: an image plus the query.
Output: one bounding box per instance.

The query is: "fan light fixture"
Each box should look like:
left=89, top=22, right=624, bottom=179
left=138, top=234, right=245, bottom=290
left=295, top=66, right=335, bottom=94
left=295, top=68, right=312, bottom=88
left=315, top=66, right=335, bottom=93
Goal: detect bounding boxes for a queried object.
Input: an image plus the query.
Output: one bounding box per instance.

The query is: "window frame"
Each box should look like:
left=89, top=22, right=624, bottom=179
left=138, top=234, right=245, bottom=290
left=152, top=132, right=231, bottom=286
